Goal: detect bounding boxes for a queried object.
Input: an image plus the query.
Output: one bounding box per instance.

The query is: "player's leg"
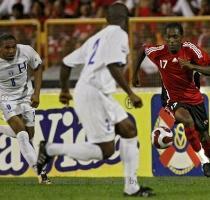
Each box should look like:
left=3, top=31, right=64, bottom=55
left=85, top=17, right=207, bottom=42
left=7, top=115, right=38, bottom=173
left=0, top=101, right=49, bottom=182
left=37, top=140, right=114, bottom=175
left=200, top=130, right=210, bottom=177
left=25, top=125, right=51, bottom=184
left=175, top=106, right=210, bottom=176
left=175, top=107, right=202, bottom=151
left=187, top=103, right=210, bottom=176
left=37, top=85, right=112, bottom=174
left=37, top=84, right=120, bottom=174
left=201, top=130, right=210, bottom=158
left=115, top=118, right=154, bottom=197
left=44, top=141, right=112, bottom=161
left=21, top=105, right=51, bottom=184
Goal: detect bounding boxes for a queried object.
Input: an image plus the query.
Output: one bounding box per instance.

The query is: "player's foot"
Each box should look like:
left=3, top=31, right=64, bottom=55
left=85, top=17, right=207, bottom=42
left=124, top=186, right=155, bottom=197
left=38, top=170, right=52, bottom=184
left=203, top=163, right=210, bottom=177
left=37, top=141, right=52, bottom=175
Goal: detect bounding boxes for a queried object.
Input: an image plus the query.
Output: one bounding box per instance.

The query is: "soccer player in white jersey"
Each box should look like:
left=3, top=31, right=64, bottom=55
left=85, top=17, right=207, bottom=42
left=37, top=3, right=154, bottom=197
left=0, top=33, right=51, bottom=184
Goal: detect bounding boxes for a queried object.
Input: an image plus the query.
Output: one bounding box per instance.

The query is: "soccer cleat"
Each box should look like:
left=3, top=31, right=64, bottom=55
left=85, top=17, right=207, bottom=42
left=37, top=141, right=52, bottom=175
left=38, top=170, right=52, bottom=184
left=203, top=163, right=210, bottom=177
left=124, top=186, right=155, bottom=197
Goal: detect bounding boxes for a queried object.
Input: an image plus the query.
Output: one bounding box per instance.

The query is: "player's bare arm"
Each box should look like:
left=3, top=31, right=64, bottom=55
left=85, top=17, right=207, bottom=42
left=132, top=48, right=146, bottom=87
left=31, top=64, right=43, bottom=108
left=107, top=63, right=143, bottom=108
left=59, top=64, right=73, bottom=105
left=178, top=58, right=210, bottom=76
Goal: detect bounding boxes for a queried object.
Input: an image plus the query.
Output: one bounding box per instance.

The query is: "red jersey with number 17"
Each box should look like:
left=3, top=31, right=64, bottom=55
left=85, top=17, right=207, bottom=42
left=145, top=42, right=210, bottom=105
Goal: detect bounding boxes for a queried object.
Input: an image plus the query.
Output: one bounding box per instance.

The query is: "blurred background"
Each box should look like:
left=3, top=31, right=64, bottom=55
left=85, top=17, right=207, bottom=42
left=0, top=0, right=210, bottom=88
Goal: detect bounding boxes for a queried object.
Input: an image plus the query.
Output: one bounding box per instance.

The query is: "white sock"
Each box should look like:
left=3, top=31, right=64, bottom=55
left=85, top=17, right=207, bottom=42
left=46, top=143, right=103, bottom=161
left=197, top=147, right=209, bottom=164
left=120, top=137, right=140, bottom=194
left=0, top=125, right=16, bottom=138
left=16, top=131, right=37, bottom=173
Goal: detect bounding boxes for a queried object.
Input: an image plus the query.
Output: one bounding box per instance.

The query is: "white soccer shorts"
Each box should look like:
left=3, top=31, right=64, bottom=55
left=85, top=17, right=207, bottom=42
left=0, top=98, right=35, bottom=127
left=74, top=83, right=128, bottom=143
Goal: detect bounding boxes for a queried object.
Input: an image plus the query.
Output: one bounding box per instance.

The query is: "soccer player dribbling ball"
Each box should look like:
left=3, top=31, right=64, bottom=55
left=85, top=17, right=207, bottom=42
left=133, top=23, right=210, bottom=177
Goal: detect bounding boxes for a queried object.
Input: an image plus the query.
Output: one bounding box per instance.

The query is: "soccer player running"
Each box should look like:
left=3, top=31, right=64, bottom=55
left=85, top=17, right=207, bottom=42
left=133, top=22, right=210, bottom=177
left=0, top=33, right=51, bottom=184
left=37, top=2, right=154, bottom=197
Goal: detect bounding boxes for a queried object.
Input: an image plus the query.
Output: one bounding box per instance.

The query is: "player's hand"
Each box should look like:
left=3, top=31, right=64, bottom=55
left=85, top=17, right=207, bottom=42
left=129, top=93, right=143, bottom=108
left=132, top=73, right=141, bottom=87
left=59, top=89, right=73, bottom=106
left=31, top=94, right=40, bottom=108
left=178, top=58, right=193, bottom=70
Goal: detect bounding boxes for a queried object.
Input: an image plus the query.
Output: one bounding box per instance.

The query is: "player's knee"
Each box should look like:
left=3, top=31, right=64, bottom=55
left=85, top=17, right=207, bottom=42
left=123, top=123, right=137, bottom=138
left=181, top=116, right=194, bottom=127
left=130, top=125, right=137, bottom=137
left=175, top=108, right=194, bottom=127
left=116, top=120, right=137, bottom=138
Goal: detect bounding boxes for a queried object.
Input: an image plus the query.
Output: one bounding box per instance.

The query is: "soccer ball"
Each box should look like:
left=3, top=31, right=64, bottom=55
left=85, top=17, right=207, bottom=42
left=151, top=126, right=174, bottom=149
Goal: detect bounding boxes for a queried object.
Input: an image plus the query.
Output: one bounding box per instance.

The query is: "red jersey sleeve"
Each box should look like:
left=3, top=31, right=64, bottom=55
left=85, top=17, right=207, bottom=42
left=183, top=42, right=209, bottom=66
left=144, top=45, right=165, bottom=61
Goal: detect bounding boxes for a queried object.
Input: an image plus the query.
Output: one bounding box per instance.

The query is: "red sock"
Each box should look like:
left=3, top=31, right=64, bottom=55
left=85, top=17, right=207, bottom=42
left=185, top=127, right=201, bottom=152
left=202, top=141, right=210, bottom=158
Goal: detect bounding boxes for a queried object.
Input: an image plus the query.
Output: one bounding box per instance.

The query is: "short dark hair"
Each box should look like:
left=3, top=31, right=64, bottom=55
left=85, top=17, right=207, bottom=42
left=12, top=3, right=24, bottom=13
left=164, top=23, right=184, bottom=36
left=106, top=3, right=129, bottom=24
left=0, top=33, right=16, bottom=46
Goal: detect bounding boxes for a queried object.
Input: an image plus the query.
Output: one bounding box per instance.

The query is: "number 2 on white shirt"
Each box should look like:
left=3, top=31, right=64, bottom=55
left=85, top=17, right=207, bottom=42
left=88, top=39, right=100, bottom=65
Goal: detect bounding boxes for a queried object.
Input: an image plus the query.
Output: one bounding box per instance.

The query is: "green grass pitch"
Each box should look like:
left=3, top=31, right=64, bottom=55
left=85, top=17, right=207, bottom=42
left=0, top=177, right=209, bottom=200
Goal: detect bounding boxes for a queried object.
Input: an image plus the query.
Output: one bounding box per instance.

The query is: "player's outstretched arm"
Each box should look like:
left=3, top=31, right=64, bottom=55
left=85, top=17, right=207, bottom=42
left=132, top=47, right=146, bottom=87
left=31, top=64, right=43, bottom=108
left=178, top=58, right=210, bottom=76
left=59, top=64, right=73, bottom=105
left=107, top=63, right=143, bottom=108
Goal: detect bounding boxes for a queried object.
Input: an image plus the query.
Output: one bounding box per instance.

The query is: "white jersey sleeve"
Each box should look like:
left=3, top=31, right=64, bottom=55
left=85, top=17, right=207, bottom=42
left=63, top=44, right=86, bottom=68
left=22, top=45, right=42, bottom=69
left=104, top=29, right=129, bottom=66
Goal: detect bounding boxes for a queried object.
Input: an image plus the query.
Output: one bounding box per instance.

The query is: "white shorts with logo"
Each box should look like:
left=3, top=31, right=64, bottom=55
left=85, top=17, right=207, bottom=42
left=0, top=97, right=35, bottom=127
left=74, top=83, right=128, bottom=143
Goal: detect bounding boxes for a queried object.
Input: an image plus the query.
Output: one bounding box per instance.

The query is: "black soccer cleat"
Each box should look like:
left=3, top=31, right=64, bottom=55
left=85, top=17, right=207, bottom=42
left=124, top=186, right=155, bottom=197
left=38, top=170, right=52, bottom=184
left=37, top=141, right=52, bottom=175
left=203, top=163, right=210, bottom=177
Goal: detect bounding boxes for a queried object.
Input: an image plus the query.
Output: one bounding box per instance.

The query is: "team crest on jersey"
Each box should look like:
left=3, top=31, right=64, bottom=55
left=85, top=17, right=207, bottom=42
left=151, top=94, right=207, bottom=176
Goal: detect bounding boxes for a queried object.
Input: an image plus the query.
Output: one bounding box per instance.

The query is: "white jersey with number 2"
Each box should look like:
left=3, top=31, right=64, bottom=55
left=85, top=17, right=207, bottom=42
left=63, top=25, right=129, bottom=94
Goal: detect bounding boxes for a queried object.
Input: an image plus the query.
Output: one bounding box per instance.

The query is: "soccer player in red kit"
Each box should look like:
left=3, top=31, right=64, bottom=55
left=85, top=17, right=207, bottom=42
left=133, top=22, right=210, bottom=177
